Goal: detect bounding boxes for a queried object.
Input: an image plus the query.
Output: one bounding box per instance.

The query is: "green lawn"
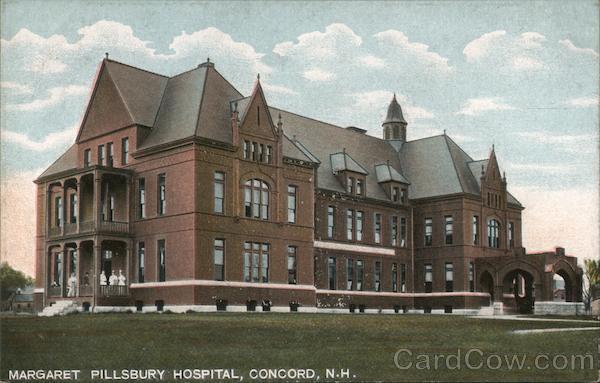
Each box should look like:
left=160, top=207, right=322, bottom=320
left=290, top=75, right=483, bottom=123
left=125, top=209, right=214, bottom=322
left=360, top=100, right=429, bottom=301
left=1, top=313, right=599, bottom=382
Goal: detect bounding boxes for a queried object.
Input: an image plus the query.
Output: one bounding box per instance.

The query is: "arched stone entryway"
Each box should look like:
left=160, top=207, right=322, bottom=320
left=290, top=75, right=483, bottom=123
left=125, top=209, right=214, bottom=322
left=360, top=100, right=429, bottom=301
left=502, top=269, right=535, bottom=314
left=479, top=270, right=495, bottom=302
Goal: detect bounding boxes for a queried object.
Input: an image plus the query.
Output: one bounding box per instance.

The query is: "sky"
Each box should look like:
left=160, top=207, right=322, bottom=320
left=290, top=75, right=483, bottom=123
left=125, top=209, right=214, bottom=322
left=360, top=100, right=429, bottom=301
left=0, top=0, right=598, bottom=276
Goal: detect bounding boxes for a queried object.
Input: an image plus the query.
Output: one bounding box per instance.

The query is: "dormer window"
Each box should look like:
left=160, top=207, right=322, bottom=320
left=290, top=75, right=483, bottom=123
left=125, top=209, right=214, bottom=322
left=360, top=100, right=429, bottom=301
left=356, top=179, right=363, bottom=195
left=347, top=177, right=354, bottom=194
left=243, top=140, right=273, bottom=164
left=392, top=187, right=399, bottom=202
left=400, top=188, right=407, bottom=204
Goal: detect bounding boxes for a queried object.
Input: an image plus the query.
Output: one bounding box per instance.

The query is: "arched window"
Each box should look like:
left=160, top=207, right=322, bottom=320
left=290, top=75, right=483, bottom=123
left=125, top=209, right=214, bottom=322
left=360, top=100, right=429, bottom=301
left=487, top=219, right=500, bottom=248
left=244, top=179, right=269, bottom=219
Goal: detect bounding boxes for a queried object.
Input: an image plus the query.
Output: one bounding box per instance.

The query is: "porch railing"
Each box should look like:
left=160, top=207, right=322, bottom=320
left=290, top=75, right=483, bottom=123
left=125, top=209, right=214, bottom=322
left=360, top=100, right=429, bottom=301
left=80, top=220, right=94, bottom=233
left=99, top=285, right=129, bottom=297
left=48, top=286, right=62, bottom=297
left=48, top=226, right=61, bottom=237
left=98, top=220, right=129, bottom=234
left=79, top=285, right=93, bottom=297
left=64, top=223, right=77, bottom=235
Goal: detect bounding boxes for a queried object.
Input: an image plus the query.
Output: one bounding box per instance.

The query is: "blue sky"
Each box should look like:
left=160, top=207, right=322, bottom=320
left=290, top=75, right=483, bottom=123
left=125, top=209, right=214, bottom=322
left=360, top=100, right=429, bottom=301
left=0, top=1, right=598, bottom=274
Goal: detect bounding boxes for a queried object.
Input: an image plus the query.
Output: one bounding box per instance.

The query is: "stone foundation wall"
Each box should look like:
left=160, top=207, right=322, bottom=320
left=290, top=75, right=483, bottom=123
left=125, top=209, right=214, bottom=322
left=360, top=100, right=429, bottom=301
left=533, top=301, right=585, bottom=316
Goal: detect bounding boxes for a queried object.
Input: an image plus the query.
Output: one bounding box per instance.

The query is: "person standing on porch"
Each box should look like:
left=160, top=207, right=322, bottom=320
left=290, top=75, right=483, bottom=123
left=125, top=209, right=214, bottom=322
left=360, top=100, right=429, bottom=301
left=100, top=270, right=107, bottom=286
left=117, top=269, right=126, bottom=286
left=67, top=273, right=77, bottom=297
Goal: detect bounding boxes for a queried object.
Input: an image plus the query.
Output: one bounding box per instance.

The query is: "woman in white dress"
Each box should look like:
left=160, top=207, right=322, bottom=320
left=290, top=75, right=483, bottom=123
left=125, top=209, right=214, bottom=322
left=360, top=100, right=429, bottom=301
left=100, top=270, right=107, bottom=286
left=67, top=273, right=77, bottom=297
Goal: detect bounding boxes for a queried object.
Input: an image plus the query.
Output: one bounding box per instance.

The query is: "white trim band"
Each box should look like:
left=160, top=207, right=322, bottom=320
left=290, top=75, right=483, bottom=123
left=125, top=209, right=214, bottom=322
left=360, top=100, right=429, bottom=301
left=316, top=290, right=491, bottom=298
left=130, top=279, right=317, bottom=291
left=314, top=240, right=396, bottom=255
left=34, top=288, right=45, bottom=293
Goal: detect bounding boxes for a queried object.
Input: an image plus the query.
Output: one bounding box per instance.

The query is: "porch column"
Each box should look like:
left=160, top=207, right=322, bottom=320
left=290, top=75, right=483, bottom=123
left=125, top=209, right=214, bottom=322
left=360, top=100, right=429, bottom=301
left=126, top=176, right=131, bottom=227
left=93, top=240, right=101, bottom=308
left=46, top=187, right=52, bottom=236
left=76, top=179, right=82, bottom=233
left=126, top=242, right=132, bottom=286
left=76, top=242, right=82, bottom=297
left=61, top=245, right=67, bottom=298
left=93, top=172, right=102, bottom=229
left=61, top=182, right=67, bottom=236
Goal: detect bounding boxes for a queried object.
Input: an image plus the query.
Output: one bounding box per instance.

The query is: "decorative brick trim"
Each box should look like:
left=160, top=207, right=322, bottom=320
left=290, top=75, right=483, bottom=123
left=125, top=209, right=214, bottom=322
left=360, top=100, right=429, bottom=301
left=314, top=240, right=396, bottom=255
left=130, top=279, right=317, bottom=291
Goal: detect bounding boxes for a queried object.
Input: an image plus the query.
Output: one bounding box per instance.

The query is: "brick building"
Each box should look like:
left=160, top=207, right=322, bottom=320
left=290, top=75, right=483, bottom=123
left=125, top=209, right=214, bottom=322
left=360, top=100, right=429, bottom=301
left=33, top=58, right=583, bottom=314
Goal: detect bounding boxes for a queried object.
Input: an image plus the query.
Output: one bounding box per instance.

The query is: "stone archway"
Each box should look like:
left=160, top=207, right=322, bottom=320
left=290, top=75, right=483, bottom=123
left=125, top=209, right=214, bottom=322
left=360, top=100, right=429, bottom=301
left=502, top=269, right=535, bottom=314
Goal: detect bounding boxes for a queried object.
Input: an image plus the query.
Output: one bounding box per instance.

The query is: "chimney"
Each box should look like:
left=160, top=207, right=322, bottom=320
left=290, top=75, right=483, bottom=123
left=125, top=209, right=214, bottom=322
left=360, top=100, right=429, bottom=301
left=555, top=247, right=565, bottom=256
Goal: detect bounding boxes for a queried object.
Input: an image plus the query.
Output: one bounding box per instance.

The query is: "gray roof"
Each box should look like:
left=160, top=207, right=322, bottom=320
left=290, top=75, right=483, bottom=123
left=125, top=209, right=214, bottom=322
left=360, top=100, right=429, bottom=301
left=105, top=60, right=168, bottom=127
left=375, top=163, right=410, bottom=184
left=39, top=144, right=78, bottom=179
left=330, top=152, right=369, bottom=175
left=383, top=94, right=407, bottom=125
left=39, top=59, right=522, bottom=207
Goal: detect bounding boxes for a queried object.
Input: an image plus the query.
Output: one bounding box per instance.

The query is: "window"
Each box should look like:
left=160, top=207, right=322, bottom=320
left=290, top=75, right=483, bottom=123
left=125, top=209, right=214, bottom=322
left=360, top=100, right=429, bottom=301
left=55, top=196, right=63, bottom=227
left=391, top=216, right=398, bottom=246
left=328, top=257, right=336, bottom=290
left=214, top=239, right=225, bottom=281
left=287, top=186, right=297, bottom=223
left=157, top=174, right=166, bottom=215
left=69, top=194, right=77, bottom=224
left=121, top=137, right=129, bottom=165
left=98, top=144, right=105, bottom=166
left=138, top=178, right=146, bottom=219
left=445, top=263, right=454, bottom=292
left=107, top=194, right=115, bottom=222
left=392, top=187, right=399, bottom=202
left=347, top=177, right=354, bottom=194
left=54, top=252, right=63, bottom=287
left=244, top=179, right=269, bottom=219
left=392, top=263, right=398, bottom=292
left=356, top=211, right=363, bottom=241
left=157, top=239, right=166, bottom=282
left=84, top=149, right=91, bottom=167
left=400, top=264, right=406, bottom=292
left=265, top=145, right=273, bottom=164
left=469, top=262, right=475, bottom=292
left=400, top=188, right=407, bottom=204
left=287, top=246, right=297, bottom=284
left=243, top=140, right=251, bottom=159
left=346, top=209, right=354, bottom=240
left=327, top=206, right=335, bottom=238
left=356, top=179, right=363, bottom=195
left=214, top=172, right=225, bottom=214
left=107, top=142, right=114, bottom=166
left=137, top=242, right=145, bottom=283
left=243, top=242, right=269, bottom=283
left=424, top=263, right=432, bottom=293
left=400, top=217, right=407, bottom=248
left=356, top=260, right=364, bottom=291
left=346, top=259, right=354, bottom=290
left=473, top=215, right=479, bottom=245
left=258, top=144, right=264, bottom=162
left=488, top=219, right=500, bottom=248
left=424, top=218, right=433, bottom=246
left=445, top=216, right=453, bottom=245
left=252, top=142, right=258, bottom=161
left=508, top=222, right=515, bottom=248
left=374, top=213, right=382, bottom=244
left=374, top=261, right=382, bottom=292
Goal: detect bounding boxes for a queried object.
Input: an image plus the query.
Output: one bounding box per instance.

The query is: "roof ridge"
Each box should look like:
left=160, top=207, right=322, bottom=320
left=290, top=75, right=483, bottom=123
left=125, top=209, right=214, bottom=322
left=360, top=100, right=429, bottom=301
left=443, top=134, right=467, bottom=194
left=105, top=63, right=135, bottom=125
left=106, top=58, right=169, bottom=78
left=444, top=133, right=475, bottom=162
left=404, top=133, right=445, bottom=144
left=193, top=65, right=210, bottom=137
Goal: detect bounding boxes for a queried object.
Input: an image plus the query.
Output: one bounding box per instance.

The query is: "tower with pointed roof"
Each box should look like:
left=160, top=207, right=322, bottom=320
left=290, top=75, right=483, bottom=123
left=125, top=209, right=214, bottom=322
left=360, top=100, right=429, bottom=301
left=382, top=94, right=408, bottom=142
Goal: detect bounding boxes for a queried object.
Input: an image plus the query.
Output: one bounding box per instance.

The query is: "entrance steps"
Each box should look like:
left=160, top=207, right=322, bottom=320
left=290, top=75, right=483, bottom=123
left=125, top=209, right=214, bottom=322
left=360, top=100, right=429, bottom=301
left=39, top=300, right=78, bottom=317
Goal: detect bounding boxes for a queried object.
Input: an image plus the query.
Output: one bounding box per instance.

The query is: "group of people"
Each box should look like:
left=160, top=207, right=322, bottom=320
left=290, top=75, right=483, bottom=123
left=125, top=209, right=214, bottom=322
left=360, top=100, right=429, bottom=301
left=100, top=269, right=127, bottom=286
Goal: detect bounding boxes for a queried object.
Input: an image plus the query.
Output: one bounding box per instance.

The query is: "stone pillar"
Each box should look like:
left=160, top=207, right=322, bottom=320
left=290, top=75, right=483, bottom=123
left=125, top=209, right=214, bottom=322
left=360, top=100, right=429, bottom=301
left=61, top=245, right=67, bottom=298
left=76, top=243, right=82, bottom=297
left=126, top=176, right=131, bottom=226
left=126, top=242, right=132, bottom=286
left=93, top=240, right=101, bottom=308
left=76, top=179, right=82, bottom=233
left=61, top=182, right=67, bottom=236
left=46, top=187, right=52, bottom=236
left=94, top=172, right=102, bottom=229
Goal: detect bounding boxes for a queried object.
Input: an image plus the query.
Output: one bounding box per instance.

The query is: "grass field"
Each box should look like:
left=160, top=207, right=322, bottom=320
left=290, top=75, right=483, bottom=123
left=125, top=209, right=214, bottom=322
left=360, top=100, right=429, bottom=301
left=1, top=313, right=599, bottom=382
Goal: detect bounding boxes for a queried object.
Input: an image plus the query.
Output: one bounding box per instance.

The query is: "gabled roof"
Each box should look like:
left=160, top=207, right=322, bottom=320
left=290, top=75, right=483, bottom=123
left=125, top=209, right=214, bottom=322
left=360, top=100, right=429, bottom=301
left=375, top=163, right=410, bottom=184
left=38, top=144, right=78, bottom=179
left=330, top=151, right=369, bottom=175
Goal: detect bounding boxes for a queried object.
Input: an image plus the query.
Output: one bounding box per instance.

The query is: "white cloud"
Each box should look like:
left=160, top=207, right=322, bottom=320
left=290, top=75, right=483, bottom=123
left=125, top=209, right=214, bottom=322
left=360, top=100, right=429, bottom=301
left=456, top=97, right=516, bottom=116
left=511, top=186, right=598, bottom=263
left=303, top=68, right=335, bottom=82
left=515, top=131, right=596, bottom=144
left=505, top=161, right=572, bottom=174
left=273, top=23, right=362, bottom=59
left=559, top=39, right=599, bottom=57
left=28, top=56, right=68, bottom=74
left=511, top=56, right=545, bottom=70
left=565, top=96, right=598, bottom=108
left=358, top=54, right=385, bottom=68
left=5, top=85, right=88, bottom=111
left=1, top=125, right=77, bottom=151
left=374, top=30, right=453, bottom=73
left=261, top=83, right=298, bottom=96
left=0, top=81, right=33, bottom=94
left=463, top=30, right=507, bottom=62
left=516, top=32, right=546, bottom=49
